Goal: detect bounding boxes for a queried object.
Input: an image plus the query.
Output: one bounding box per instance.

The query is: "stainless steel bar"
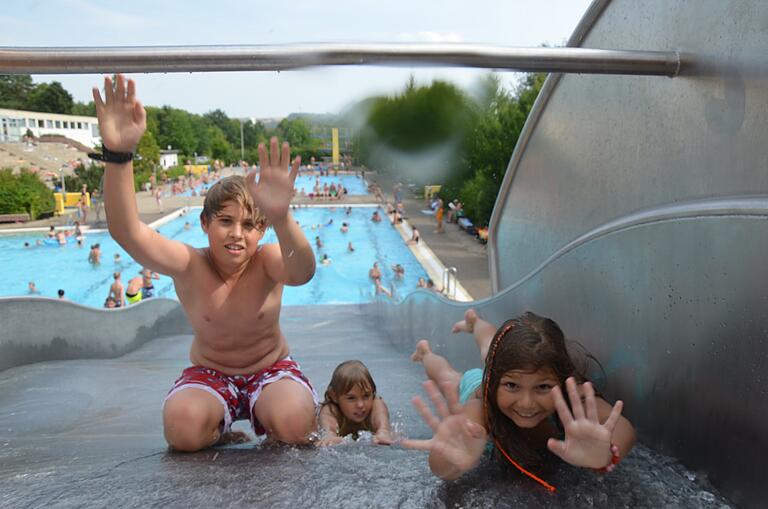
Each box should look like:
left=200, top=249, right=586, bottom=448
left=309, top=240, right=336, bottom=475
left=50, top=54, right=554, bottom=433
left=0, top=43, right=680, bottom=76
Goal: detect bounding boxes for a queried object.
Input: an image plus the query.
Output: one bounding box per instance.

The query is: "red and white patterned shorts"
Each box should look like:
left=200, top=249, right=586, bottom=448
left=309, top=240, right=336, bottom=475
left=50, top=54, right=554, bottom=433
left=164, top=356, right=317, bottom=435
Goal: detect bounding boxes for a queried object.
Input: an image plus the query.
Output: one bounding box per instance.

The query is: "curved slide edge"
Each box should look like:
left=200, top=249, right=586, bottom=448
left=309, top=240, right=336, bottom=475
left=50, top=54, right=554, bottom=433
left=0, top=297, right=192, bottom=372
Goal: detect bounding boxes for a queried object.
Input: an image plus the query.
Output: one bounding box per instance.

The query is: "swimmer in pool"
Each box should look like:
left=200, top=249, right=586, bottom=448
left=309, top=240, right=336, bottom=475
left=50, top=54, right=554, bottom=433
left=108, top=272, right=124, bottom=307
left=316, top=360, right=392, bottom=446
left=94, top=74, right=317, bottom=451
left=125, top=276, right=143, bottom=305
left=405, top=309, right=635, bottom=491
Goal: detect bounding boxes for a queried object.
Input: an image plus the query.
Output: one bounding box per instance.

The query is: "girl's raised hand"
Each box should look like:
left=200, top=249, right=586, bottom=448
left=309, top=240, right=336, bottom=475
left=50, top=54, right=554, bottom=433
left=92, top=74, right=146, bottom=153
left=546, top=377, right=623, bottom=470
left=247, top=137, right=300, bottom=223
left=401, top=380, right=487, bottom=478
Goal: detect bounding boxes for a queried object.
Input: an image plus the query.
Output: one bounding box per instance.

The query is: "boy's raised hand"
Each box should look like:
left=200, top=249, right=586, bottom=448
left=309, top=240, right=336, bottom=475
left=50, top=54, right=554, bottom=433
left=247, top=137, right=301, bottom=223
left=546, top=377, right=623, bottom=470
left=402, top=380, right=487, bottom=477
left=92, top=74, right=146, bottom=153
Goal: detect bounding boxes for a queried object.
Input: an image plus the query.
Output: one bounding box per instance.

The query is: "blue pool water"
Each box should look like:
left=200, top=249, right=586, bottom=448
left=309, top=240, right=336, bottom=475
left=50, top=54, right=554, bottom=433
left=294, top=174, right=368, bottom=195
left=0, top=206, right=427, bottom=308
left=176, top=175, right=368, bottom=198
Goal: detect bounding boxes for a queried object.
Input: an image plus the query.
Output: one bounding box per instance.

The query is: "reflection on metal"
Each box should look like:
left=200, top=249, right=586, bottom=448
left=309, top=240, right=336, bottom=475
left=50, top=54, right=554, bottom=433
left=442, top=267, right=458, bottom=300
left=0, top=44, right=679, bottom=76
left=0, top=297, right=191, bottom=371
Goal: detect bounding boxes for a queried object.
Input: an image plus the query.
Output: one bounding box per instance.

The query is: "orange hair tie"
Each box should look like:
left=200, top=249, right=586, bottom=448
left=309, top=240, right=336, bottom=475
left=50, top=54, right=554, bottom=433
left=484, top=320, right=557, bottom=493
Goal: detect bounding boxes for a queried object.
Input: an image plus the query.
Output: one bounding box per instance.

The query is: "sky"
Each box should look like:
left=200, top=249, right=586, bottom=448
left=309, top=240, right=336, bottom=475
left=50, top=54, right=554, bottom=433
left=2, top=0, right=592, bottom=119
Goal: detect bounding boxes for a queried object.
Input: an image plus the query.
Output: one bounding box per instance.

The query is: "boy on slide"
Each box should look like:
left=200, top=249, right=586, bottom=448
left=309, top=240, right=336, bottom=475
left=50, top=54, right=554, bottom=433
left=94, top=74, right=318, bottom=451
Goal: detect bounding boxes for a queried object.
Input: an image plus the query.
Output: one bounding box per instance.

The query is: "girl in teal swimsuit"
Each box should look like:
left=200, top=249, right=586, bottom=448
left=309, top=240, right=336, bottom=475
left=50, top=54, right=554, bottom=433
left=406, top=309, right=636, bottom=492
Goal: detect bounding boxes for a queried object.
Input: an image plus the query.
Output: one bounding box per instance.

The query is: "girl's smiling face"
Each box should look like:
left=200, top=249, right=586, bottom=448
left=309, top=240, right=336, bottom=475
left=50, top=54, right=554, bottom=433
left=496, top=368, right=559, bottom=428
left=335, top=384, right=374, bottom=423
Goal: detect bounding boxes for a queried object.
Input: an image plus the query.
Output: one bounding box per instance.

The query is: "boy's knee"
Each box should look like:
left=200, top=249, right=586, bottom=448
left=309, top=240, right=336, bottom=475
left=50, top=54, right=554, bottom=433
left=260, top=402, right=315, bottom=444
left=163, top=398, right=220, bottom=452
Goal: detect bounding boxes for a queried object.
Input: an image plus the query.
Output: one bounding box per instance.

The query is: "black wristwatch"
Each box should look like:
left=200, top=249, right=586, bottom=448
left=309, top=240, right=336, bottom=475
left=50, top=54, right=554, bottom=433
left=88, top=146, right=134, bottom=164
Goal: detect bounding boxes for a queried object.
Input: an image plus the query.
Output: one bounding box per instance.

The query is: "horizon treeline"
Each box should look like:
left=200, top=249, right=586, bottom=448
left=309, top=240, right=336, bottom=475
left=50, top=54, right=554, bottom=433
left=2, top=73, right=546, bottom=225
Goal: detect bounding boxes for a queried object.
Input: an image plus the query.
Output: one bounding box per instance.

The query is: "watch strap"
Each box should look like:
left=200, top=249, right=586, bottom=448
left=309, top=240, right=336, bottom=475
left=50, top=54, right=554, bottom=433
left=88, top=146, right=134, bottom=164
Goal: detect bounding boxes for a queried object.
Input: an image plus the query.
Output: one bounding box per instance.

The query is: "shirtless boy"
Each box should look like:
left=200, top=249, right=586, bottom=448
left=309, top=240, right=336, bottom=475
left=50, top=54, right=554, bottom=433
left=108, top=272, right=124, bottom=307
left=94, top=75, right=317, bottom=451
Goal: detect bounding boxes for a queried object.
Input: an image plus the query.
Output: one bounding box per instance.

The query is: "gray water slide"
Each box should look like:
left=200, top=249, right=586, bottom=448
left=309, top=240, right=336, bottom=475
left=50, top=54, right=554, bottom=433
left=1, top=0, right=765, bottom=506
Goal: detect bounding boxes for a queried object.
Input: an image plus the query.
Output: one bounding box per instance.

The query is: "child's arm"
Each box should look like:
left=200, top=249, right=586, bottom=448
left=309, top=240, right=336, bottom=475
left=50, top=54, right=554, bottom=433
left=93, top=75, right=193, bottom=277
left=370, top=397, right=393, bottom=445
left=547, top=377, right=635, bottom=471
left=249, top=138, right=315, bottom=286
left=316, top=405, right=344, bottom=447
left=402, top=381, right=488, bottom=480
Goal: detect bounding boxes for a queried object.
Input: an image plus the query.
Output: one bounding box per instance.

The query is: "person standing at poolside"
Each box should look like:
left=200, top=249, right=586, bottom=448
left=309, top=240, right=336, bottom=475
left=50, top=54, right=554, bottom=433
left=155, top=185, right=164, bottom=212
left=93, top=74, right=318, bottom=451
left=407, top=226, right=420, bottom=244
left=434, top=198, right=445, bottom=234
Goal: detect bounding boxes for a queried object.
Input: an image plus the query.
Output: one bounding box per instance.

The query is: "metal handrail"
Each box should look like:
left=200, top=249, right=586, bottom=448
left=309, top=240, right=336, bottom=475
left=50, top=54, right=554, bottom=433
left=0, top=43, right=680, bottom=76
left=442, top=267, right=458, bottom=299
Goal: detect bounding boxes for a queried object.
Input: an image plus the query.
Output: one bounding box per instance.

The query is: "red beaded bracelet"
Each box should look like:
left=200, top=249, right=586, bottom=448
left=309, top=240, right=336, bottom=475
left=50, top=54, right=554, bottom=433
left=594, top=443, right=621, bottom=473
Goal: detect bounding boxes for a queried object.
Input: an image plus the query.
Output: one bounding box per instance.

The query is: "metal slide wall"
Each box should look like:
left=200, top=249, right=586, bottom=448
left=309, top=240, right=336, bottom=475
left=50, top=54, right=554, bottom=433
left=376, top=1, right=768, bottom=506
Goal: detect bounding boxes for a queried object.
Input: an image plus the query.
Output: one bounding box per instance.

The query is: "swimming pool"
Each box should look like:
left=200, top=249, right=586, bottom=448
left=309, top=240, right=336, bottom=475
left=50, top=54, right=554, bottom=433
left=175, top=174, right=368, bottom=198
left=0, top=206, right=427, bottom=308
left=294, top=174, right=368, bottom=196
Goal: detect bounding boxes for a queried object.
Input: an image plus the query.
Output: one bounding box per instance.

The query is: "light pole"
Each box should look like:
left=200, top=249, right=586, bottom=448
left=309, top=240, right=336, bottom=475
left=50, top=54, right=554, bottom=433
left=59, top=167, right=66, bottom=194
left=239, top=119, right=245, bottom=161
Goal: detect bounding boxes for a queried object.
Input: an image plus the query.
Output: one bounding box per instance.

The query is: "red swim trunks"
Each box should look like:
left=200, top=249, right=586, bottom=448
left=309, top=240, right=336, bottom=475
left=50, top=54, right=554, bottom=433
left=164, top=356, right=317, bottom=436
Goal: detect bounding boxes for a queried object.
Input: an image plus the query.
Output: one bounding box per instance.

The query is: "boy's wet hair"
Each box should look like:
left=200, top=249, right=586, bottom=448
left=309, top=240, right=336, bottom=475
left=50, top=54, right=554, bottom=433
left=321, top=360, right=377, bottom=438
left=200, top=175, right=268, bottom=231
left=483, top=312, right=597, bottom=473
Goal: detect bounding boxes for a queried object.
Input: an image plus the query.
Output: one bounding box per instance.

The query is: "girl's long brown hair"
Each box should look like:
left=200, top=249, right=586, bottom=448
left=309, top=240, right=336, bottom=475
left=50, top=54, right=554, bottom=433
left=482, top=312, right=599, bottom=492
left=321, top=360, right=377, bottom=437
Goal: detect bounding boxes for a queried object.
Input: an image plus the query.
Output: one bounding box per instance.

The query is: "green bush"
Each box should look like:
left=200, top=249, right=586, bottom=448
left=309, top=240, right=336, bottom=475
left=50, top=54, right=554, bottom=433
left=0, top=168, right=56, bottom=219
left=62, top=162, right=105, bottom=194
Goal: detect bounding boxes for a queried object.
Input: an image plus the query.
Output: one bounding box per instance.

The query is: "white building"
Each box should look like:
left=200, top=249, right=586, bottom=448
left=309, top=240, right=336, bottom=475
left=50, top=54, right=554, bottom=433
left=159, top=149, right=179, bottom=169
left=0, top=108, right=100, bottom=148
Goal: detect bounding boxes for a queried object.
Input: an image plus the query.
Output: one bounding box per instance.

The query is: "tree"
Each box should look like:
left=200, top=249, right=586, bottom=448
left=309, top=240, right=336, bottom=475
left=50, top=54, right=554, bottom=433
left=208, top=126, right=234, bottom=162
left=277, top=117, right=312, bottom=148
left=24, top=81, right=74, bottom=114
left=0, top=75, right=35, bottom=110
left=356, top=80, right=474, bottom=184
left=204, top=109, right=240, bottom=146
left=156, top=107, right=197, bottom=157
left=71, top=101, right=97, bottom=116
left=64, top=162, right=105, bottom=195
left=133, top=130, right=161, bottom=190
left=0, top=168, right=55, bottom=219
left=457, top=73, right=546, bottom=225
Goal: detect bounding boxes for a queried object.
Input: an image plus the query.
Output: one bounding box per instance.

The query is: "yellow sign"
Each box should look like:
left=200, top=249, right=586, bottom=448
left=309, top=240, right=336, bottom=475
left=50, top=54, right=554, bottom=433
left=424, top=185, right=442, bottom=198
left=332, top=128, right=340, bottom=167
left=54, top=192, right=90, bottom=214
left=183, top=165, right=209, bottom=177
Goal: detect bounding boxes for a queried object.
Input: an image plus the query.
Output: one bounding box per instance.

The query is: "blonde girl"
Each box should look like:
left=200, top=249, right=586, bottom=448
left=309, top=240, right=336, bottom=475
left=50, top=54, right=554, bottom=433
left=316, top=360, right=392, bottom=446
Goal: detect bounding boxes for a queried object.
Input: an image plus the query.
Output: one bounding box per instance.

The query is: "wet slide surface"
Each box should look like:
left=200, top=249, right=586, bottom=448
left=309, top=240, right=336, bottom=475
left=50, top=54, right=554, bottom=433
left=0, top=305, right=731, bottom=508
